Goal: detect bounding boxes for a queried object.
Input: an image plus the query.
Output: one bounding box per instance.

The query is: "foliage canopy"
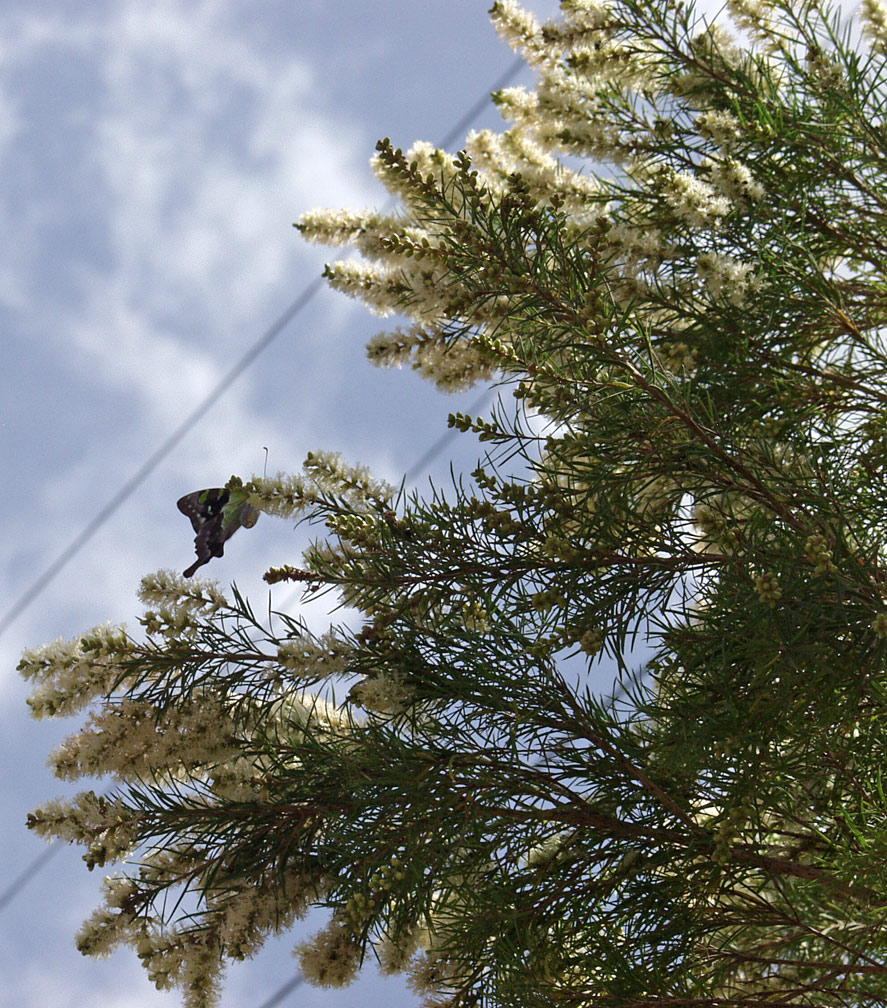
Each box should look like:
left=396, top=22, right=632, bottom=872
left=22, top=0, right=887, bottom=1005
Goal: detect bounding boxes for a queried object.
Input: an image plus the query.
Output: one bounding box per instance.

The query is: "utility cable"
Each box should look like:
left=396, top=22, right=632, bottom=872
left=242, top=52, right=528, bottom=1008
left=252, top=975, right=304, bottom=1008
left=0, top=843, right=60, bottom=911
left=403, top=388, right=494, bottom=483
left=0, top=281, right=321, bottom=638
left=432, top=53, right=524, bottom=153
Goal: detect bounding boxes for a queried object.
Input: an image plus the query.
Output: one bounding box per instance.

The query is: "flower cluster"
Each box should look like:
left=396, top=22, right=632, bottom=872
left=695, top=251, right=757, bottom=305
left=276, top=630, right=354, bottom=680
left=20, top=624, right=134, bottom=719
left=863, top=0, right=887, bottom=48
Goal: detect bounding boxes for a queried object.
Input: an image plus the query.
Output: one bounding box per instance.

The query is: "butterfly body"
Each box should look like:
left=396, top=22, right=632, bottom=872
left=177, top=487, right=260, bottom=577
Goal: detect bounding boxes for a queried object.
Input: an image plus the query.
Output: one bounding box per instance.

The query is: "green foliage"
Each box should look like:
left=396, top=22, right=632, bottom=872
left=20, top=1, right=887, bottom=1005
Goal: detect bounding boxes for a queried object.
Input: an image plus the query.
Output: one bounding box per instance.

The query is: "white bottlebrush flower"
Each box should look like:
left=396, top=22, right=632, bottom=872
left=300, top=207, right=428, bottom=263
left=303, top=450, right=395, bottom=506
left=28, top=791, right=141, bottom=863
left=406, top=947, right=462, bottom=996
left=560, top=0, right=614, bottom=32
left=20, top=624, right=134, bottom=719
left=695, top=110, right=743, bottom=149
left=271, top=689, right=358, bottom=735
left=296, top=917, right=361, bottom=988
left=370, top=140, right=462, bottom=216
left=604, top=222, right=667, bottom=269
left=178, top=932, right=224, bottom=1008
left=415, top=337, right=497, bottom=392
left=75, top=876, right=143, bottom=959
left=49, top=694, right=239, bottom=783
left=248, top=456, right=394, bottom=522
left=523, top=831, right=571, bottom=867
left=324, top=258, right=404, bottom=317
left=377, top=920, right=431, bottom=974
left=349, top=671, right=415, bottom=715
left=466, top=129, right=519, bottom=194
left=500, top=128, right=603, bottom=210
left=489, top=0, right=550, bottom=69
left=660, top=169, right=732, bottom=229
left=862, top=0, right=887, bottom=49
left=18, top=634, right=86, bottom=683
left=277, top=629, right=353, bottom=679
left=505, top=64, right=628, bottom=163
left=140, top=604, right=205, bottom=641
left=241, top=471, right=314, bottom=520
left=705, top=156, right=765, bottom=205
left=138, top=569, right=228, bottom=615
left=298, top=206, right=373, bottom=245
left=696, top=251, right=756, bottom=305
left=19, top=624, right=128, bottom=682
left=135, top=928, right=188, bottom=992
left=491, top=84, right=539, bottom=124
left=560, top=115, right=627, bottom=162
left=366, top=322, right=497, bottom=391
left=210, top=882, right=300, bottom=961
left=724, top=0, right=779, bottom=47
left=365, top=324, right=433, bottom=372
left=299, top=207, right=389, bottom=250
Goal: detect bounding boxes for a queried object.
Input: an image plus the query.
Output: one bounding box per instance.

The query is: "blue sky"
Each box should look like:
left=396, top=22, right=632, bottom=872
left=0, top=0, right=859, bottom=1006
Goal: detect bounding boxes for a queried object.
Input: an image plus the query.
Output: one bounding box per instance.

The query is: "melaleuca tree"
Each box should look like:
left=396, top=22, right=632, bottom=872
left=21, top=0, right=887, bottom=1005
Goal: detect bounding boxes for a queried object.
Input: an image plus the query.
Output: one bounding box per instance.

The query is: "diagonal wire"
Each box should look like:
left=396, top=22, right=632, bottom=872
left=403, top=388, right=495, bottom=483
left=0, top=843, right=61, bottom=911
left=434, top=53, right=525, bottom=151
left=244, top=56, right=530, bottom=1008
left=252, top=974, right=304, bottom=1008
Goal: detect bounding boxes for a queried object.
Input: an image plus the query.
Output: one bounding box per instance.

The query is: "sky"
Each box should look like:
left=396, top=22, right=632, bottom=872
left=0, top=1, right=865, bottom=1007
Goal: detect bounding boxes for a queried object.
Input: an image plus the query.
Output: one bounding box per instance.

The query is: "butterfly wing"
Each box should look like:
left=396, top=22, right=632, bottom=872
left=177, top=489, right=230, bottom=533
left=178, top=488, right=259, bottom=577
left=178, top=489, right=231, bottom=576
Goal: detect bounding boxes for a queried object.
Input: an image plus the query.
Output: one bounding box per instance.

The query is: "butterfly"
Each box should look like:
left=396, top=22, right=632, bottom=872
left=177, top=487, right=260, bottom=578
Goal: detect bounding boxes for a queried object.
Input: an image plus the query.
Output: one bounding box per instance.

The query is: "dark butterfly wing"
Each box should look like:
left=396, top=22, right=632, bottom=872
left=183, top=555, right=210, bottom=579
left=178, top=488, right=232, bottom=577
left=177, top=489, right=230, bottom=533
left=178, top=488, right=260, bottom=578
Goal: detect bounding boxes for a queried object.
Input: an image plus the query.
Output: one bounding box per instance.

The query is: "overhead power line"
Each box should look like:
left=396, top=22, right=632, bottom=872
left=0, top=282, right=323, bottom=638
left=248, top=57, right=525, bottom=1008
left=434, top=54, right=525, bottom=152
left=403, top=387, right=494, bottom=482
left=0, top=843, right=60, bottom=912
left=252, top=975, right=304, bottom=1008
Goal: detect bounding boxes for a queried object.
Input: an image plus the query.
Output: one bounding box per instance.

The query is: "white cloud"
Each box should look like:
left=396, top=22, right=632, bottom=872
left=0, top=0, right=375, bottom=409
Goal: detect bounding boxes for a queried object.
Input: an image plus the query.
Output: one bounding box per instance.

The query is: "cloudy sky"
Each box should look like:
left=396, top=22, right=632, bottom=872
left=0, top=1, right=863, bottom=1006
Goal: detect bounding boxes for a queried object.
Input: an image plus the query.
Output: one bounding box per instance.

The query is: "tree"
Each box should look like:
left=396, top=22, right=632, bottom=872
left=20, top=0, right=887, bottom=1004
